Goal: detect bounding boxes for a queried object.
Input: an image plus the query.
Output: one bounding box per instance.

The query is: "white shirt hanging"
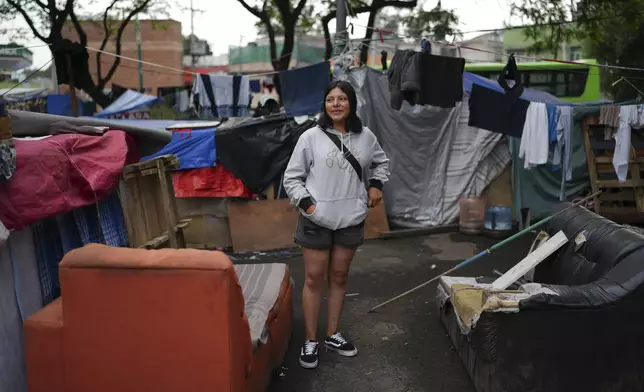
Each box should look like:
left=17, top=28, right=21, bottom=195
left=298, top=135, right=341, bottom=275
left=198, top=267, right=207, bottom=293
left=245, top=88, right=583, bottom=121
left=613, top=105, right=639, bottom=183
left=519, top=102, right=550, bottom=169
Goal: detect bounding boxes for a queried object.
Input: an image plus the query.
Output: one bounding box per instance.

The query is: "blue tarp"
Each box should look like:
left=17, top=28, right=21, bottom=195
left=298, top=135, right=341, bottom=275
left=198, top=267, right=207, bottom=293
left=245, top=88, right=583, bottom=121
left=141, top=128, right=216, bottom=170
left=94, top=89, right=160, bottom=118
left=46, top=94, right=84, bottom=116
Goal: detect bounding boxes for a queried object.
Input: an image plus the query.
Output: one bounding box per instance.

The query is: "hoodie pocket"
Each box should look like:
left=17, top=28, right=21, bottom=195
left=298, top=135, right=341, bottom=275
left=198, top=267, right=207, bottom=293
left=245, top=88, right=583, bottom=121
left=308, top=197, right=368, bottom=230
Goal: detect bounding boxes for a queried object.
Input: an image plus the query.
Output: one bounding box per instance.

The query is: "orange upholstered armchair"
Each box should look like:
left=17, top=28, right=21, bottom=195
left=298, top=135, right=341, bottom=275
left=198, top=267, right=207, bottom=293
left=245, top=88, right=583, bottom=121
left=24, top=244, right=293, bottom=392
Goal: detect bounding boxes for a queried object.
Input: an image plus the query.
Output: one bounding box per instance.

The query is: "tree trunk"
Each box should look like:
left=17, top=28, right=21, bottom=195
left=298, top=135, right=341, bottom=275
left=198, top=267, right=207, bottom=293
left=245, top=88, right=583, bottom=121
left=359, top=7, right=380, bottom=65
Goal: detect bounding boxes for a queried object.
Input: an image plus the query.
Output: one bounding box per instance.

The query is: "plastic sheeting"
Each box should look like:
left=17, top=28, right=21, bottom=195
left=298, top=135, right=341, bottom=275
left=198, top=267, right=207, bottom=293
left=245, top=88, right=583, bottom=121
left=94, top=89, right=160, bottom=118
left=439, top=203, right=644, bottom=392
left=171, top=166, right=254, bottom=198
left=142, top=128, right=216, bottom=170
left=0, top=227, right=42, bottom=392
left=9, top=110, right=171, bottom=157
left=0, top=131, right=138, bottom=230
left=215, top=116, right=316, bottom=193
left=344, top=68, right=510, bottom=226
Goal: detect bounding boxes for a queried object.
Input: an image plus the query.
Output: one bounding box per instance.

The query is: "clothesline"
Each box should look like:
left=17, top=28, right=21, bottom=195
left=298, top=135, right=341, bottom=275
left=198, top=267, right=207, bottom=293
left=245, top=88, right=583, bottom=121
left=352, top=23, right=644, bottom=73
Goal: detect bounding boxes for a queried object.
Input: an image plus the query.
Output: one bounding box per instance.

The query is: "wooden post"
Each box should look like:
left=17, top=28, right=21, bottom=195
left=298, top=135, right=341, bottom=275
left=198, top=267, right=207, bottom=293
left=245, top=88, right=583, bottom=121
left=65, top=53, right=79, bottom=117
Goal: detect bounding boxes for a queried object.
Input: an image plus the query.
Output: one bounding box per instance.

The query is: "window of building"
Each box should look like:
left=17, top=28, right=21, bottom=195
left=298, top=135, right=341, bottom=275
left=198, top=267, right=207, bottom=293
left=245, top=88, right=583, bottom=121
left=471, top=68, right=588, bottom=98
left=569, top=47, right=582, bottom=61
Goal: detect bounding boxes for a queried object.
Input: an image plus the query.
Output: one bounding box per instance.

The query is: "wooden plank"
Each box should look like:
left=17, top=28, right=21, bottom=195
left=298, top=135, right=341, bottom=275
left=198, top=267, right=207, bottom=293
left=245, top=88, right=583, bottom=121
left=599, top=191, right=636, bottom=202
left=595, top=156, right=644, bottom=164
left=627, top=145, right=644, bottom=213
left=597, top=179, right=644, bottom=188
left=227, top=199, right=391, bottom=252
left=123, top=154, right=179, bottom=175
left=582, top=117, right=602, bottom=214
left=156, top=159, right=179, bottom=248
left=228, top=199, right=299, bottom=252
left=364, top=202, right=390, bottom=240
left=491, top=231, right=568, bottom=290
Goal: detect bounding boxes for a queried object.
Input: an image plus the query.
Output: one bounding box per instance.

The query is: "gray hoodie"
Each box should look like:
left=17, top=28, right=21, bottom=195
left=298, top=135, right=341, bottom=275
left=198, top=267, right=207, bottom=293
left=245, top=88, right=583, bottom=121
left=283, top=125, right=390, bottom=230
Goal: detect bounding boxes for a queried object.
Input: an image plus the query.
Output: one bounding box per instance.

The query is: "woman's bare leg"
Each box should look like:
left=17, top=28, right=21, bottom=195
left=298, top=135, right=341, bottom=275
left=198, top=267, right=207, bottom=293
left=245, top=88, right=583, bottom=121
left=302, top=247, right=330, bottom=341
left=326, top=245, right=357, bottom=335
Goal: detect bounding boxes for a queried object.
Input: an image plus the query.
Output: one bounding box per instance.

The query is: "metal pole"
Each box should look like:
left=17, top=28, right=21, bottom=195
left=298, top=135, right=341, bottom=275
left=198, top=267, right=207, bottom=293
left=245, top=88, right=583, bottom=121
left=367, top=190, right=603, bottom=313
left=239, top=35, right=243, bottom=73
left=334, top=0, right=347, bottom=58
left=190, top=0, right=195, bottom=69
left=135, top=15, right=144, bottom=92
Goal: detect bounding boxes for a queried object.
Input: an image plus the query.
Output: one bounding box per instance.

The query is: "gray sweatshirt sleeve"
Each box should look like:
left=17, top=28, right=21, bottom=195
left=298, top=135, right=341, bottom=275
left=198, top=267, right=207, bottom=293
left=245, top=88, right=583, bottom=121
left=283, top=134, right=313, bottom=207
left=368, top=132, right=390, bottom=190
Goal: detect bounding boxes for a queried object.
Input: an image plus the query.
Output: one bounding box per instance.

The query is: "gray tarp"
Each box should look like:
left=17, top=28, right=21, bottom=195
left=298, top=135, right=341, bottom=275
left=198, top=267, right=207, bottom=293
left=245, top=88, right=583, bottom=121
left=9, top=110, right=171, bottom=156
left=344, top=68, right=510, bottom=227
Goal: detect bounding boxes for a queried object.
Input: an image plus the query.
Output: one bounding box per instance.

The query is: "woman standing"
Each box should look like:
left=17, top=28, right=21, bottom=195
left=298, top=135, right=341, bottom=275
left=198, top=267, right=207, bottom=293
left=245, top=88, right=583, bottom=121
left=283, top=80, right=390, bottom=369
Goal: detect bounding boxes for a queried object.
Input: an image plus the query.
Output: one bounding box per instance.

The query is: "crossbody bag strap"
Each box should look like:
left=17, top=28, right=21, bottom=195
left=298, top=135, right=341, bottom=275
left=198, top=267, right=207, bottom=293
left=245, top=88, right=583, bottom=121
left=321, top=129, right=363, bottom=183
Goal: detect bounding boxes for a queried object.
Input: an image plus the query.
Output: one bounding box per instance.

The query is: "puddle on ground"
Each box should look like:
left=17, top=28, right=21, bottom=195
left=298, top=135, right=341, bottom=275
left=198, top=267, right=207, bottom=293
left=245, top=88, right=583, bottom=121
left=422, top=233, right=477, bottom=261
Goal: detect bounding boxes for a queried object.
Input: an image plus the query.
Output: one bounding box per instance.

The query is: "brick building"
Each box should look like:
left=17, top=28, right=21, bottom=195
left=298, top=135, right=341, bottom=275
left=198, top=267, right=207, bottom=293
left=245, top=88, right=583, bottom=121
left=63, top=19, right=183, bottom=96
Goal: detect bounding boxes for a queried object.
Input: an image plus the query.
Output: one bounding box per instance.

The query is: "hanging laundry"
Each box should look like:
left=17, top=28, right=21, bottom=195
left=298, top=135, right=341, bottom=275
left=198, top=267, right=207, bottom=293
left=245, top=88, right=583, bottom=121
left=553, top=106, right=573, bottom=181
left=387, top=49, right=465, bottom=110
left=599, top=105, right=620, bottom=128
left=32, top=217, right=65, bottom=305
left=546, top=104, right=558, bottom=143
left=519, top=102, right=550, bottom=169
left=250, top=79, right=261, bottom=93
left=614, top=105, right=639, bottom=182
left=141, top=128, right=216, bottom=170
left=175, top=90, right=190, bottom=112
left=280, top=61, right=331, bottom=117
left=192, top=74, right=251, bottom=118
left=467, top=83, right=530, bottom=137
left=0, top=139, right=15, bottom=181
left=0, top=102, right=15, bottom=181
left=0, top=219, right=8, bottom=246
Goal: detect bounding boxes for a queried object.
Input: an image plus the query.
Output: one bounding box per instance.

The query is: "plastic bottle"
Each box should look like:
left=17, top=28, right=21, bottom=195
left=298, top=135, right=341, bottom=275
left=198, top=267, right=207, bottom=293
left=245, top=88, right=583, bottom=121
left=458, top=196, right=486, bottom=235
left=484, top=205, right=513, bottom=237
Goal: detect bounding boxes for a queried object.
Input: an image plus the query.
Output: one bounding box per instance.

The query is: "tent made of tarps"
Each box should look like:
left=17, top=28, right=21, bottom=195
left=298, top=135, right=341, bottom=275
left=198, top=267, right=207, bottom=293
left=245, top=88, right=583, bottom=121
left=342, top=68, right=511, bottom=227
left=94, top=89, right=160, bottom=118
left=0, top=87, right=48, bottom=102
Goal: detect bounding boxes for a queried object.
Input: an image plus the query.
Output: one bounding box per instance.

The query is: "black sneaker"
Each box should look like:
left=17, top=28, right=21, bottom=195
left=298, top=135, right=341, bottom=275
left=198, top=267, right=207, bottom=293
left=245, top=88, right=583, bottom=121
left=324, top=332, right=358, bottom=357
left=299, top=340, right=319, bottom=369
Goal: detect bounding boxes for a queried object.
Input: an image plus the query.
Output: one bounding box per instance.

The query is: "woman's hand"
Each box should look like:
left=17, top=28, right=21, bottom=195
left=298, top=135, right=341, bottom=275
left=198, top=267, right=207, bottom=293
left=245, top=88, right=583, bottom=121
left=305, top=204, right=317, bottom=215
left=368, top=187, right=383, bottom=208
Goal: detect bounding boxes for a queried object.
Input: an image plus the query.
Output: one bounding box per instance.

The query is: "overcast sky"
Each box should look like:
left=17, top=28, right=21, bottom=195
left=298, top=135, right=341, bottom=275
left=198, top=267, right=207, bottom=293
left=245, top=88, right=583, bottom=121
left=1, top=0, right=516, bottom=69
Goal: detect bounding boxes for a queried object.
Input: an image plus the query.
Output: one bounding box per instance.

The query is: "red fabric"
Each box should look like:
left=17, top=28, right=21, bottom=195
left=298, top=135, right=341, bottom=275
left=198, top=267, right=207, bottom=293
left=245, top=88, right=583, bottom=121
left=171, top=165, right=254, bottom=198
left=0, top=131, right=137, bottom=230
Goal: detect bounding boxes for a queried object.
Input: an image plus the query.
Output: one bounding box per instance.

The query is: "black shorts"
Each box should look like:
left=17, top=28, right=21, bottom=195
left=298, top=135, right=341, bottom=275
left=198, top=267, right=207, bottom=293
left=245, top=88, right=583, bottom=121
left=294, top=214, right=365, bottom=250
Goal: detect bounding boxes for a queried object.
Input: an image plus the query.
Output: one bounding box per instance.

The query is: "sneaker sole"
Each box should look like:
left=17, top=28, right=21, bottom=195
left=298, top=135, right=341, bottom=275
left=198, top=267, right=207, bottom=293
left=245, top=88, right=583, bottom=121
left=299, top=358, right=318, bottom=369
left=324, top=343, right=358, bottom=357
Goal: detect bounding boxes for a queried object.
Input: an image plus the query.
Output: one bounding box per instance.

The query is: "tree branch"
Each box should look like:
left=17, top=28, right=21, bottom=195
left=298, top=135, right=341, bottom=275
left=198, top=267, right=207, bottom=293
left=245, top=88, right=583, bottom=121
left=237, top=0, right=266, bottom=19
left=293, top=0, right=307, bottom=19
left=96, top=0, right=119, bottom=91
left=5, top=0, right=48, bottom=42
left=101, top=0, right=151, bottom=88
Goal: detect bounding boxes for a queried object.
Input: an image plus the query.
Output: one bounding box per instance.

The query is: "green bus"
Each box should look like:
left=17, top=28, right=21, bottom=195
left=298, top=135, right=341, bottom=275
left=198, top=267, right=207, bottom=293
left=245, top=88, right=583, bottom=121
left=464, top=59, right=601, bottom=103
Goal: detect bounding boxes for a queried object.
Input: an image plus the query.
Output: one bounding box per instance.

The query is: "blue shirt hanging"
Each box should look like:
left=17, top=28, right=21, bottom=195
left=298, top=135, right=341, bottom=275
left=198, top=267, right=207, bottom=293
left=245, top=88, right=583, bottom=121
left=280, top=61, right=330, bottom=117
left=546, top=104, right=558, bottom=143
left=142, top=128, right=216, bottom=170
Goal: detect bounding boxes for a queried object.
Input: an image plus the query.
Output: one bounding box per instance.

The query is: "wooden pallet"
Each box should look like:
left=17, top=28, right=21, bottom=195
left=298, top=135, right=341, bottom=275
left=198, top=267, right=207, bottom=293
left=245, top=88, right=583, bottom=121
left=582, top=115, right=644, bottom=223
left=119, top=154, right=191, bottom=249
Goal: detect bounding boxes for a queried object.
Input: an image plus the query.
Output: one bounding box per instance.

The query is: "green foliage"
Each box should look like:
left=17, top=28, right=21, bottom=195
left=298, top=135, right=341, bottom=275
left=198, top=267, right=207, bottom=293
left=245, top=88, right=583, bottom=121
left=403, top=1, right=461, bottom=41
left=511, top=0, right=644, bottom=100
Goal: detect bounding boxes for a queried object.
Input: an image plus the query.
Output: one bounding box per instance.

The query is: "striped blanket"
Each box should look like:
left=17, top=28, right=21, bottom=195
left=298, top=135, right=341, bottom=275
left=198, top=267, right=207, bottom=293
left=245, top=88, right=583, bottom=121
left=234, top=263, right=287, bottom=348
